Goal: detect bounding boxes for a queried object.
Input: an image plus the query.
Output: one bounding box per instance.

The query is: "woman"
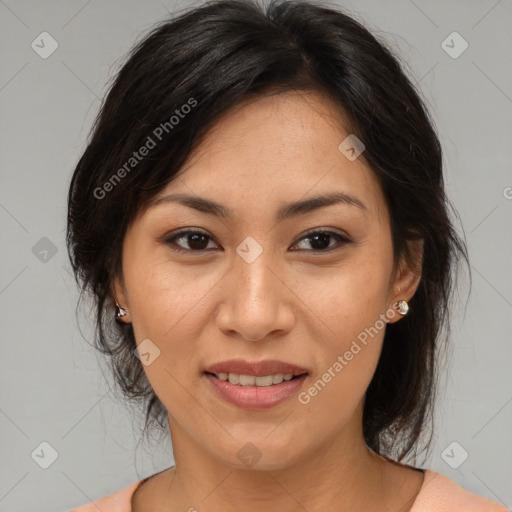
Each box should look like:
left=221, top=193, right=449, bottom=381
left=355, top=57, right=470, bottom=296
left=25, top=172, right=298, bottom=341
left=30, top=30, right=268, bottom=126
left=65, top=0, right=507, bottom=510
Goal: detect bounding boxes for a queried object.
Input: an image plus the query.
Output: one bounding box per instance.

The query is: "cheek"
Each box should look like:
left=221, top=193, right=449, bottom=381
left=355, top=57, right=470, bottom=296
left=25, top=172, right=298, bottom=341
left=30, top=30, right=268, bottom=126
left=300, top=248, right=392, bottom=345
left=295, top=284, right=388, bottom=435
left=124, top=255, right=224, bottom=412
left=293, top=245, right=392, bottom=408
left=126, top=251, right=222, bottom=342
left=124, top=262, right=211, bottom=423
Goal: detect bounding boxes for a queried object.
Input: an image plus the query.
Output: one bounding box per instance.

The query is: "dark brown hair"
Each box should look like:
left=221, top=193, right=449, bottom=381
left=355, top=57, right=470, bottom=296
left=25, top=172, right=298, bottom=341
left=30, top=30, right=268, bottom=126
left=66, top=0, right=470, bottom=463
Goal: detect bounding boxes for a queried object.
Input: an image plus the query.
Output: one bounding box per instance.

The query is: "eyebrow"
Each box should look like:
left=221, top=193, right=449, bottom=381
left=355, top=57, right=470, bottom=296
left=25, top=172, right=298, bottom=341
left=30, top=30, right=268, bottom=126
left=148, top=191, right=367, bottom=221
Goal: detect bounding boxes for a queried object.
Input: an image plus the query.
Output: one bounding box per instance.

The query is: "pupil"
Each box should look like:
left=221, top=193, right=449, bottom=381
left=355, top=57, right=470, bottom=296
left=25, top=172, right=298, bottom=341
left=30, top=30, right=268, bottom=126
left=311, top=233, right=330, bottom=250
left=189, top=233, right=208, bottom=250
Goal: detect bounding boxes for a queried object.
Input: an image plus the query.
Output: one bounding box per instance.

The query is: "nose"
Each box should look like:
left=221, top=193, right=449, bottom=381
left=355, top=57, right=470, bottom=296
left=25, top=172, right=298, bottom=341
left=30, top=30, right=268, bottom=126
left=214, top=251, right=295, bottom=342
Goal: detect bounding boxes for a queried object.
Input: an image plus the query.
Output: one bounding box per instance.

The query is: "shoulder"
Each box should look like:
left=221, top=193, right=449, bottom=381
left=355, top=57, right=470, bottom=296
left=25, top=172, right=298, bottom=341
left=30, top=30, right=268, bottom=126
left=410, top=469, right=508, bottom=512
left=67, top=479, right=144, bottom=512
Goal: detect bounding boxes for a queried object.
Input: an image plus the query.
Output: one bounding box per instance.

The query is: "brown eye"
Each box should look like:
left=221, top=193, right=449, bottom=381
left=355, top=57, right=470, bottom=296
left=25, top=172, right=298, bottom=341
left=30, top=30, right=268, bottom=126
left=164, top=229, right=219, bottom=254
left=291, top=229, right=352, bottom=252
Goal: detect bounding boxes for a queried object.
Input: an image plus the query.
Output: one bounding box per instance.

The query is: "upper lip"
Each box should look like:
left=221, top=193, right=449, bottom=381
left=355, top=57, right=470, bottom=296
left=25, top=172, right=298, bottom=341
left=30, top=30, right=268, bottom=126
left=205, top=359, right=309, bottom=376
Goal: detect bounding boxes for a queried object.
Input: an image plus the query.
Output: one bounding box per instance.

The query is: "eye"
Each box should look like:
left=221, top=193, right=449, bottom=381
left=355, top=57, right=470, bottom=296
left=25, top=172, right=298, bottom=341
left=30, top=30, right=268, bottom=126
left=162, top=227, right=351, bottom=255
left=163, top=229, right=220, bottom=254
left=290, top=228, right=352, bottom=253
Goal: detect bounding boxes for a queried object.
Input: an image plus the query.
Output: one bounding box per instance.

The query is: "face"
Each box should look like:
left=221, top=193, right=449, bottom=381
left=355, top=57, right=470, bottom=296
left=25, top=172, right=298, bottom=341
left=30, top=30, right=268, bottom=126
left=113, top=91, right=422, bottom=471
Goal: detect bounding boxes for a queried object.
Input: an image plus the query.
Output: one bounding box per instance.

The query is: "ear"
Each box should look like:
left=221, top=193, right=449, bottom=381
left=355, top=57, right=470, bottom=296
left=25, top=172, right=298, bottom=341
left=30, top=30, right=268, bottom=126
left=111, top=273, right=131, bottom=324
left=387, top=237, right=423, bottom=324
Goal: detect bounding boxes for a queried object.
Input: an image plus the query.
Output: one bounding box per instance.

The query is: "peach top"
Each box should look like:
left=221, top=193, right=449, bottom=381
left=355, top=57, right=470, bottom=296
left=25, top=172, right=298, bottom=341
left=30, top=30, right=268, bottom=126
left=69, top=469, right=508, bottom=511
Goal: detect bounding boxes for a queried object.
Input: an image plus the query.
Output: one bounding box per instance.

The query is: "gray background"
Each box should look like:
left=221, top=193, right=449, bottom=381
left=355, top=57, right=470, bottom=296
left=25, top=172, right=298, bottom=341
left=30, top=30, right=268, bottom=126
left=1, top=0, right=511, bottom=510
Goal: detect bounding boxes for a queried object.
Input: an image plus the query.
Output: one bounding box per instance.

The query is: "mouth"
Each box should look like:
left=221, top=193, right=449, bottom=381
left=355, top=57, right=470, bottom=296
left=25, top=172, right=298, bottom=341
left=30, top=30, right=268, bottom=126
left=203, top=359, right=309, bottom=410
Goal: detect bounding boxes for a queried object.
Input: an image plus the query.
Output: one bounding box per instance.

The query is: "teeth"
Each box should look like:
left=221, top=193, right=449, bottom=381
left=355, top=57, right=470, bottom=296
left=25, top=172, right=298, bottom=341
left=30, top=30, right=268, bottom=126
left=228, top=373, right=240, bottom=385
left=272, top=373, right=283, bottom=384
left=239, top=374, right=255, bottom=386
left=214, top=372, right=299, bottom=387
left=255, top=375, right=273, bottom=386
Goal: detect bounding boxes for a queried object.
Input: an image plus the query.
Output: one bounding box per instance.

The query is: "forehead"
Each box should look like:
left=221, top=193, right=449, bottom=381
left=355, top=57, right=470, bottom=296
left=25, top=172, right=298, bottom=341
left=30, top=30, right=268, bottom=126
left=152, top=91, right=387, bottom=221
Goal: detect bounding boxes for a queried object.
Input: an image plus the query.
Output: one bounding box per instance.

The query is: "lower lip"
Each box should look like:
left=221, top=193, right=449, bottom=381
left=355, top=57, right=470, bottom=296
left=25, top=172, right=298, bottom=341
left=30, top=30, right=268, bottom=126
left=204, top=373, right=308, bottom=410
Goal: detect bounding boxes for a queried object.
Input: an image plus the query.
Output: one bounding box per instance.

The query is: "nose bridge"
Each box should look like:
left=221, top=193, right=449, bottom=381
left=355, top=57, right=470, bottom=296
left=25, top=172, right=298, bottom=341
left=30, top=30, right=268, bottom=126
left=235, top=245, right=279, bottom=312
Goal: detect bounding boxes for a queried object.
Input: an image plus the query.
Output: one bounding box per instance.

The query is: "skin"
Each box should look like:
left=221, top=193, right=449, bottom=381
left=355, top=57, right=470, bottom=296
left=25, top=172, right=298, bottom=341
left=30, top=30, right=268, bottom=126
left=113, top=91, right=424, bottom=511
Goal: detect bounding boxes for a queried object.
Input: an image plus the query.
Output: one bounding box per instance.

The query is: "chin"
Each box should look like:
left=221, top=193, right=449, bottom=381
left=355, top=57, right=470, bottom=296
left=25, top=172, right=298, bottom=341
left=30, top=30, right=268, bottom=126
left=213, top=435, right=308, bottom=472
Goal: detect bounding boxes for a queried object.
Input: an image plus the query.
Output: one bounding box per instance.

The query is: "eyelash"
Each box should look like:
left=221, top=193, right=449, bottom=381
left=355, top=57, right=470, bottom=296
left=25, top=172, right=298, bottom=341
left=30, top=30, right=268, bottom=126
left=162, top=228, right=352, bottom=255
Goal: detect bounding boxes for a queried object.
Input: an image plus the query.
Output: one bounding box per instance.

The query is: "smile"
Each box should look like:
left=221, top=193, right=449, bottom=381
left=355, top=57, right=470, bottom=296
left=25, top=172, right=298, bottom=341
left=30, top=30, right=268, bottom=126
left=204, top=371, right=308, bottom=410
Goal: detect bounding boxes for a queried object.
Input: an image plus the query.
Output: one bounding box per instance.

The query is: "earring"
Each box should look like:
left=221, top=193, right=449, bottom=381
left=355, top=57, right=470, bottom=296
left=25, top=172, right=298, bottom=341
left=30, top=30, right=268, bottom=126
left=395, top=300, right=409, bottom=316
left=115, top=301, right=129, bottom=320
